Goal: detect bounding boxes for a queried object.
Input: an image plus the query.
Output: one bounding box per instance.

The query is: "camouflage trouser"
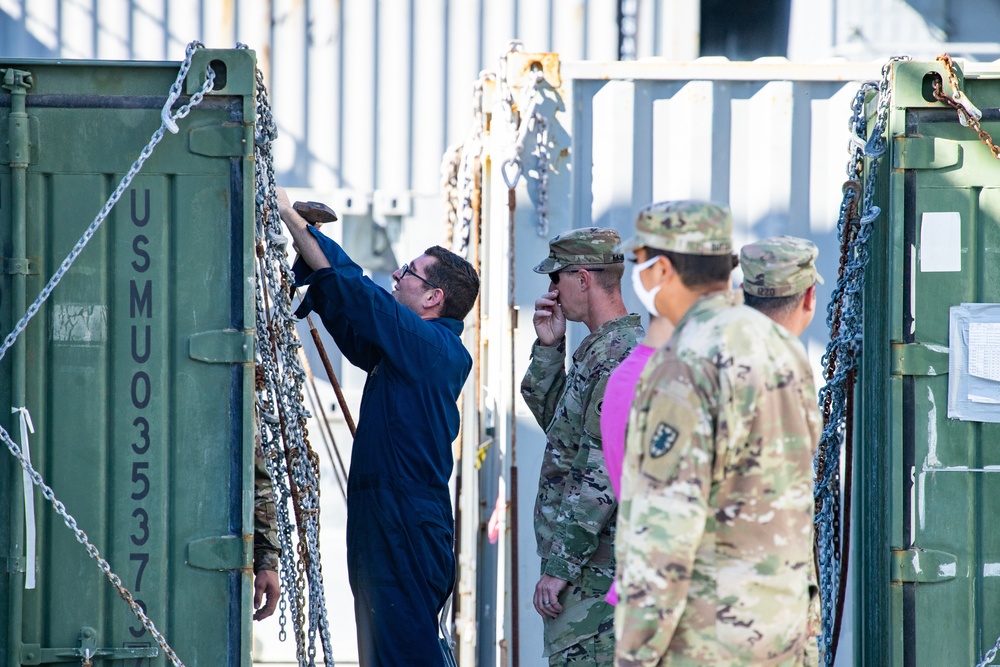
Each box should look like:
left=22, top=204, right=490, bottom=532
left=548, top=617, right=614, bottom=667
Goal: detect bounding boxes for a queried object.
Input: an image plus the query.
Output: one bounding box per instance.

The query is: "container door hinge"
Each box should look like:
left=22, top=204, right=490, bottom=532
left=3, top=257, right=37, bottom=275
left=894, top=136, right=961, bottom=170
left=186, top=534, right=252, bottom=571
left=21, top=626, right=158, bottom=664
left=188, top=329, right=254, bottom=364
left=188, top=122, right=250, bottom=157
left=891, top=547, right=957, bottom=583
left=890, top=342, right=949, bottom=376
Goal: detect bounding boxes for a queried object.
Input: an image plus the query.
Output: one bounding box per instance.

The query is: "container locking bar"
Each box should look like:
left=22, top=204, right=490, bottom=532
left=891, top=547, right=957, bottom=584
left=20, top=626, right=158, bottom=664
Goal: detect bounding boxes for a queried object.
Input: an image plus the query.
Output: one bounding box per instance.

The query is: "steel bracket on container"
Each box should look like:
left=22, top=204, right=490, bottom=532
left=3, top=257, right=37, bottom=275
left=2, top=555, right=26, bottom=572
left=188, top=330, right=254, bottom=364
left=894, top=136, right=961, bottom=170
left=187, top=535, right=251, bottom=571
left=891, top=547, right=957, bottom=583
left=189, top=123, right=249, bottom=157
left=890, top=342, right=949, bottom=376
left=21, top=626, right=158, bottom=664
left=505, top=51, right=561, bottom=89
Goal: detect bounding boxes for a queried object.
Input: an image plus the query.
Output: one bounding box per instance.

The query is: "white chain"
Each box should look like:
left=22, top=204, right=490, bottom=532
left=0, top=40, right=215, bottom=667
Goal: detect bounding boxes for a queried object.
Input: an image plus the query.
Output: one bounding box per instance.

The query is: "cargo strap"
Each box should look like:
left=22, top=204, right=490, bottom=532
left=814, top=55, right=908, bottom=666
left=0, top=40, right=216, bottom=667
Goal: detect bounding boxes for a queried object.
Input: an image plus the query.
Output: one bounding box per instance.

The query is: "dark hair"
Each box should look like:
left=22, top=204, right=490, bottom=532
left=647, top=248, right=737, bottom=288
left=743, top=291, right=805, bottom=318
left=423, top=246, right=481, bottom=320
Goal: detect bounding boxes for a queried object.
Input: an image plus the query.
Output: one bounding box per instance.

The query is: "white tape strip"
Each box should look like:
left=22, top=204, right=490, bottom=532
left=13, top=406, right=36, bottom=589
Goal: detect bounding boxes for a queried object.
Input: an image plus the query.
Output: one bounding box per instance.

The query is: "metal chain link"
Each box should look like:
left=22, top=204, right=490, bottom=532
left=247, top=61, right=314, bottom=664
left=0, top=39, right=216, bottom=667
left=239, top=42, right=335, bottom=667
left=618, top=0, right=638, bottom=60
left=932, top=54, right=1000, bottom=159
left=441, top=144, right=462, bottom=251
left=814, top=55, right=908, bottom=666
left=530, top=109, right=550, bottom=238
left=979, top=634, right=1000, bottom=667
left=497, top=46, right=553, bottom=237
left=454, top=73, right=489, bottom=257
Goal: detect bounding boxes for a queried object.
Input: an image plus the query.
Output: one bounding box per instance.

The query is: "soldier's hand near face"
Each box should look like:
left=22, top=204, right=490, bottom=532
left=533, top=573, right=568, bottom=619
left=532, top=289, right=566, bottom=346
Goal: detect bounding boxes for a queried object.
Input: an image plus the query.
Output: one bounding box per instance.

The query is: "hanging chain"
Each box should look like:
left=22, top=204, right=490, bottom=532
left=932, top=54, right=1000, bottom=159
left=497, top=44, right=553, bottom=237
left=0, top=40, right=216, bottom=667
left=618, top=0, right=638, bottom=60
left=814, top=55, right=908, bottom=666
left=239, top=42, right=335, bottom=666
left=457, top=74, right=489, bottom=256
left=530, top=104, right=550, bottom=238
left=441, top=144, right=462, bottom=251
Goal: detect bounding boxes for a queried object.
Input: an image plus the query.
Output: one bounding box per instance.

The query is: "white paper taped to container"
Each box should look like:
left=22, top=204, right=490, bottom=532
left=969, top=322, right=1000, bottom=382
left=920, top=211, right=962, bottom=272
left=949, top=304, right=1000, bottom=420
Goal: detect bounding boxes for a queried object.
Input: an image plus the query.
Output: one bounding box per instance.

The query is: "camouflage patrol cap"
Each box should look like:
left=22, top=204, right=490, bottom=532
left=618, top=200, right=733, bottom=256
left=532, top=227, right=625, bottom=273
left=740, top=235, right=824, bottom=298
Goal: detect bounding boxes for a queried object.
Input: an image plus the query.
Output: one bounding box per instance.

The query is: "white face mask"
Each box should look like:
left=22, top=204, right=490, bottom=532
left=631, top=256, right=662, bottom=318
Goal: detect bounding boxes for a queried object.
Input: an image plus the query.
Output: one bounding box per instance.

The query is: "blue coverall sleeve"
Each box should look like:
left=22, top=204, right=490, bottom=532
left=292, top=227, right=426, bottom=378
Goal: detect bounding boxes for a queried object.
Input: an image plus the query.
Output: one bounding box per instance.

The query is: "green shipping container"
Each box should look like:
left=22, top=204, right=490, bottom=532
left=859, top=59, right=1000, bottom=665
left=0, top=49, right=258, bottom=666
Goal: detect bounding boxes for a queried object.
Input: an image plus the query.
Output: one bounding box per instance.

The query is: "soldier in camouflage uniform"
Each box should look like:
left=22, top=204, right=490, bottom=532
left=252, top=369, right=282, bottom=622
left=741, top=235, right=823, bottom=337
left=253, top=449, right=281, bottom=621
left=614, top=202, right=821, bottom=666
left=740, top=235, right=825, bottom=662
left=521, top=227, right=644, bottom=666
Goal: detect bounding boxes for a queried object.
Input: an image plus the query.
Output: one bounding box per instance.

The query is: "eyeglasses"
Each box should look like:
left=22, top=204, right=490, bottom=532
left=550, top=268, right=605, bottom=285
left=399, top=262, right=440, bottom=289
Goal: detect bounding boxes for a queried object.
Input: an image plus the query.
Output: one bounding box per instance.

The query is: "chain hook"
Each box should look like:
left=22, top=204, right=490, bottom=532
left=502, top=158, right=522, bottom=190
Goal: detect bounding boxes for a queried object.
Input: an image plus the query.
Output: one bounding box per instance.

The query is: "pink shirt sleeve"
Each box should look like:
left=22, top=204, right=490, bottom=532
left=601, top=344, right=655, bottom=606
left=601, top=344, right=656, bottom=499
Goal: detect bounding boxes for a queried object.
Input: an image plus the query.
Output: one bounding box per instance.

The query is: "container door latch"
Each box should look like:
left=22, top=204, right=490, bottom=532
left=21, top=626, right=158, bottom=664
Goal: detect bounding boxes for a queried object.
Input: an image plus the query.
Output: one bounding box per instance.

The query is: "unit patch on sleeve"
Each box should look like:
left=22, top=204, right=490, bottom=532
left=649, top=422, right=679, bottom=458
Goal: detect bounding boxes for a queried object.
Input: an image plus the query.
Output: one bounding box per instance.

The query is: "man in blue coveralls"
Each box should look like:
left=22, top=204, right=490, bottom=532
left=277, top=187, right=480, bottom=666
